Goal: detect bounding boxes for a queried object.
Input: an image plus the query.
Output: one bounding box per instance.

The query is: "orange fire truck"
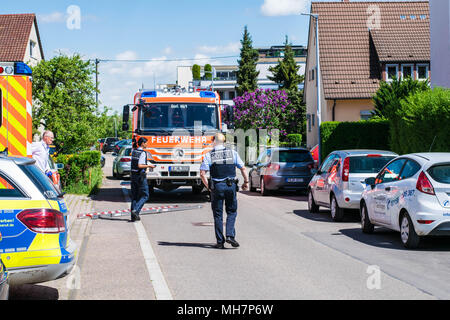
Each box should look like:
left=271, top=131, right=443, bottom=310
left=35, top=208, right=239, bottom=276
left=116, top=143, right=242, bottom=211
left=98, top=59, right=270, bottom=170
left=122, top=88, right=232, bottom=193
left=0, top=62, right=33, bottom=158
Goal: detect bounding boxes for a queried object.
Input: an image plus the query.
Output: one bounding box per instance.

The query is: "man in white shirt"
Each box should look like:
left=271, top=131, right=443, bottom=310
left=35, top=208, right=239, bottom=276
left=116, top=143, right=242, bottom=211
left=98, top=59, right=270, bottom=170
left=32, top=131, right=54, bottom=175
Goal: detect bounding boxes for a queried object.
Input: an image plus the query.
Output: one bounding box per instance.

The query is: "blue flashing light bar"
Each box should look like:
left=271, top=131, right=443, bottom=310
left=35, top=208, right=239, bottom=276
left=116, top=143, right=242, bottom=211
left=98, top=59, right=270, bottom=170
left=200, top=91, right=216, bottom=98
left=141, top=91, right=158, bottom=98
left=14, top=62, right=32, bottom=76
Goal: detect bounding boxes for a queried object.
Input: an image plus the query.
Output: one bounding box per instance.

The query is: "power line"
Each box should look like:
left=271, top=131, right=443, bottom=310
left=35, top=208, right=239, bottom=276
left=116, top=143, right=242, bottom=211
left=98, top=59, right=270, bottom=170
left=89, top=55, right=239, bottom=63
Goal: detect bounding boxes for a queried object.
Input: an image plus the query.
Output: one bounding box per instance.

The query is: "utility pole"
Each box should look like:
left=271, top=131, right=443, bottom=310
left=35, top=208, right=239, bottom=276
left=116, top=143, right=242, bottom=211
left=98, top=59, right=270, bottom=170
left=95, top=58, right=100, bottom=107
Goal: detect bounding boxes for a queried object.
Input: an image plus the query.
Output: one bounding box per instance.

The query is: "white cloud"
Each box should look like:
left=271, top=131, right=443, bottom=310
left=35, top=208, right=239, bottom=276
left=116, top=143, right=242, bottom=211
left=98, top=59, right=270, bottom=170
left=197, top=42, right=241, bottom=55
left=162, top=46, right=173, bottom=55
left=116, top=50, right=139, bottom=61
left=37, top=12, right=66, bottom=23
left=261, top=0, right=310, bottom=16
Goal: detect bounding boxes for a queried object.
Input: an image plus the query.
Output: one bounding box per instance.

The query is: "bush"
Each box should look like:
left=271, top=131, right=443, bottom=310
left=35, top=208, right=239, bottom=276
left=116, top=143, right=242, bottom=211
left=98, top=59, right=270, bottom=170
left=286, top=134, right=303, bottom=146
left=321, top=120, right=390, bottom=160
left=55, top=151, right=102, bottom=195
left=393, top=87, right=450, bottom=154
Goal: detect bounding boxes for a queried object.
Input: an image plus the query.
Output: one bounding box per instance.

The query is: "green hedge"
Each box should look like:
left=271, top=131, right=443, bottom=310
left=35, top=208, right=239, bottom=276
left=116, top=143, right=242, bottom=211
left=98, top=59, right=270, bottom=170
left=321, top=120, right=390, bottom=160
left=55, top=151, right=102, bottom=195
left=393, top=87, right=450, bottom=154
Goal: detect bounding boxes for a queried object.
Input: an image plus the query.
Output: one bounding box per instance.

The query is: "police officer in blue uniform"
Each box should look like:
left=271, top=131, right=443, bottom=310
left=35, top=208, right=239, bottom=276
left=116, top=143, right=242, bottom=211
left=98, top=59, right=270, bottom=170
left=131, top=137, right=156, bottom=222
left=200, top=133, right=249, bottom=249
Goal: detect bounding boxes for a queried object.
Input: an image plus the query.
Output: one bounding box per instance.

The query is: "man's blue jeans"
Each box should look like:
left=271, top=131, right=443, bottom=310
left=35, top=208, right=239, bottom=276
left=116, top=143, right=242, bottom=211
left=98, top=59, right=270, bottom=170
left=131, top=174, right=149, bottom=215
left=211, top=181, right=238, bottom=244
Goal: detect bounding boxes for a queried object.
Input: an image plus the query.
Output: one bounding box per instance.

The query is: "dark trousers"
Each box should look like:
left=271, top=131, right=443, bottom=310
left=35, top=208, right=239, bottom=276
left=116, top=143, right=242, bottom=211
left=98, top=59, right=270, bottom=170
left=211, top=181, right=238, bottom=244
left=131, top=174, right=149, bottom=215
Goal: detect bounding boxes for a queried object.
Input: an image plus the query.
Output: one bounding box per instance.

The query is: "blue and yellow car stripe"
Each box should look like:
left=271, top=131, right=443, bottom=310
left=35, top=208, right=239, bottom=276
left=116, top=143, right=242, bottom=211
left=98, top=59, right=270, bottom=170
left=0, top=199, right=75, bottom=270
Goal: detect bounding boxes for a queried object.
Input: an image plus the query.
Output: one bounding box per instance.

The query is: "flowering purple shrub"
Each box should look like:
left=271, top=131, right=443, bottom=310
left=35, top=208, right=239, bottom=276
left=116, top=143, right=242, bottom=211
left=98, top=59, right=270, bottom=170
left=231, top=89, right=301, bottom=137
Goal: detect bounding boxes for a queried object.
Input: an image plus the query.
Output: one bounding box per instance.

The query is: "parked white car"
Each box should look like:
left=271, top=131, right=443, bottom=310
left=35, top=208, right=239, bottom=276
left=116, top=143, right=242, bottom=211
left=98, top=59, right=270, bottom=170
left=308, top=150, right=397, bottom=221
left=360, top=153, right=450, bottom=249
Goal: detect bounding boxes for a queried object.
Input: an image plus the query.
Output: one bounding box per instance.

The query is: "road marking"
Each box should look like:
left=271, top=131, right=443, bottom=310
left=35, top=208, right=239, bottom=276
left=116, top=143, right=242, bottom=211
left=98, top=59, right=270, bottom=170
left=122, top=186, right=174, bottom=300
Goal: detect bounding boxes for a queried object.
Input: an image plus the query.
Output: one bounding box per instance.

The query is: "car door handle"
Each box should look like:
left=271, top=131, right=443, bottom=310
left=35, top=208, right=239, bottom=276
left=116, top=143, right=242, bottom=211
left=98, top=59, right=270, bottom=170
left=385, top=187, right=391, bottom=191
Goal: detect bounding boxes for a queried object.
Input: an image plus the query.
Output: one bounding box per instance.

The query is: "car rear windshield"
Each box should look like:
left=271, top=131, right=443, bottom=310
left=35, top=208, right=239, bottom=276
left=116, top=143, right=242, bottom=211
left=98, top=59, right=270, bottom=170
left=19, top=164, right=61, bottom=200
left=272, top=150, right=313, bottom=163
left=428, top=164, right=450, bottom=184
left=124, top=149, right=132, bottom=156
left=349, top=156, right=396, bottom=174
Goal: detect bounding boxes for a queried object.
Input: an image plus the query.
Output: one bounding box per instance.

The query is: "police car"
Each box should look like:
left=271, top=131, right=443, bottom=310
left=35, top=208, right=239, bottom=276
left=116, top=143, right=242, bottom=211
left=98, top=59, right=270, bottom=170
left=360, top=153, right=450, bottom=249
left=0, top=155, right=76, bottom=285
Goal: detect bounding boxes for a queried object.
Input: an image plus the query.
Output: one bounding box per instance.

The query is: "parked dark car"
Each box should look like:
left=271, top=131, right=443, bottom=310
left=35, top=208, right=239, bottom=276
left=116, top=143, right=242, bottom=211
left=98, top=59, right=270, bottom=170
left=249, top=147, right=315, bottom=196
left=0, top=257, right=9, bottom=300
left=102, top=137, right=120, bottom=153
left=101, top=155, right=105, bottom=168
left=113, top=139, right=132, bottom=154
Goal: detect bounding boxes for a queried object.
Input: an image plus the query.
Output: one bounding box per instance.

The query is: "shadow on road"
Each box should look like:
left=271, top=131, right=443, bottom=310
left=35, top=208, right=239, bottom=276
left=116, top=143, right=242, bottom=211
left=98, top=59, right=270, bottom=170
left=9, top=284, right=59, bottom=300
left=340, top=228, right=450, bottom=252
left=158, top=241, right=228, bottom=250
left=292, top=209, right=361, bottom=223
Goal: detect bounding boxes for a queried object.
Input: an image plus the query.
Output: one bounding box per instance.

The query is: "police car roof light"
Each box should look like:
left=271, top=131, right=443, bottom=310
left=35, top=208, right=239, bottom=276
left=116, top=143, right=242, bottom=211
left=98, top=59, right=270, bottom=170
left=14, top=62, right=32, bottom=76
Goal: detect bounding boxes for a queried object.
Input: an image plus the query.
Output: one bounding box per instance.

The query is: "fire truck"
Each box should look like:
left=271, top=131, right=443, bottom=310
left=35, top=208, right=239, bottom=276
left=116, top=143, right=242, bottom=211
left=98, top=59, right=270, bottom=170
left=0, top=62, right=33, bottom=158
left=122, top=88, right=233, bottom=193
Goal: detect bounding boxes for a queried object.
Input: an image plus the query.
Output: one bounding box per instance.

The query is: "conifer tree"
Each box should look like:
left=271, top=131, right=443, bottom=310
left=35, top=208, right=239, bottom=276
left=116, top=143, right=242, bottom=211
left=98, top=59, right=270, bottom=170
left=236, top=26, right=260, bottom=96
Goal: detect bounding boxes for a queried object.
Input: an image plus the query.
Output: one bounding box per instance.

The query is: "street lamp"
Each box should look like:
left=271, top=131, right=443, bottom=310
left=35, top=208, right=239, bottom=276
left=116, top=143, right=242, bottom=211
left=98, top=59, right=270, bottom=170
left=301, top=13, right=322, bottom=165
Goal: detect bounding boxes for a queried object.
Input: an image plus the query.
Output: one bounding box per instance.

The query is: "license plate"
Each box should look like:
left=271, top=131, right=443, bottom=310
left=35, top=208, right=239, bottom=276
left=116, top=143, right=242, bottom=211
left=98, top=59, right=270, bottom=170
left=287, top=178, right=304, bottom=183
left=169, top=166, right=190, bottom=172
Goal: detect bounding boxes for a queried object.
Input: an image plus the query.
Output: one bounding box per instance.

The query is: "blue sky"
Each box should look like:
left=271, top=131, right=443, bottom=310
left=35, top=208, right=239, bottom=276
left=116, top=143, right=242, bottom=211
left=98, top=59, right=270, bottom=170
left=2, top=0, right=420, bottom=112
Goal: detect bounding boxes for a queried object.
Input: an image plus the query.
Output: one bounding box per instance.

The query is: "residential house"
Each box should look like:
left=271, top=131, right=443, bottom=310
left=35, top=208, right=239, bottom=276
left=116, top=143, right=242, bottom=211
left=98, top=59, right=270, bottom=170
left=304, top=1, right=430, bottom=148
left=177, top=45, right=307, bottom=105
left=0, top=13, right=44, bottom=66
left=430, top=0, right=450, bottom=88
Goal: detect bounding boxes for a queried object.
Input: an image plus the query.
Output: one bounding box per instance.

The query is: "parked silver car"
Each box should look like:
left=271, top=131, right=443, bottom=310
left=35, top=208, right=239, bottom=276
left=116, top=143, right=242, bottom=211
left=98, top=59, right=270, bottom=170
left=112, top=145, right=132, bottom=179
left=0, top=257, right=9, bottom=300
left=308, top=150, right=398, bottom=221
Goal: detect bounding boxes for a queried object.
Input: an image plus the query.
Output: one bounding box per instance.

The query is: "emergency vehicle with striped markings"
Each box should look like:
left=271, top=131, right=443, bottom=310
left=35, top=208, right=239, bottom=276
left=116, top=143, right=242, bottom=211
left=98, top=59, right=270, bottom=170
left=122, top=88, right=231, bottom=193
left=0, top=62, right=76, bottom=285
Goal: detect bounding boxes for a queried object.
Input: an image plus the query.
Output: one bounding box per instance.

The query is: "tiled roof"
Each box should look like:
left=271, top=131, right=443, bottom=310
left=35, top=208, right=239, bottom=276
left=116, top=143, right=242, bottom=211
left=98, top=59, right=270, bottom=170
left=0, top=14, right=42, bottom=61
left=310, top=1, right=430, bottom=100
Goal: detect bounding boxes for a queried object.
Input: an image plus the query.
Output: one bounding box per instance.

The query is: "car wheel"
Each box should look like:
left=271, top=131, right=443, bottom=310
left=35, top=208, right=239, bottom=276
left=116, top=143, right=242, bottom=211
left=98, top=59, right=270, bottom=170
left=260, top=177, right=270, bottom=196
left=360, top=202, right=374, bottom=234
left=308, top=189, right=319, bottom=213
left=249, top=178, right=256, bottom=192
left=112, top=166, right=117, bottom=178
left=330, top=195, right=344, bottom=222
left=400, top=213, right=420, bottom=249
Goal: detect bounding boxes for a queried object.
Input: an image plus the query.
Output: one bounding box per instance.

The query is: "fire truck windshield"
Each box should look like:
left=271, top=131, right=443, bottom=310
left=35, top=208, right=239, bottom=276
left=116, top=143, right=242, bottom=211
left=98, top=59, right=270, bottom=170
left=140, top=103, right=219, bottom=133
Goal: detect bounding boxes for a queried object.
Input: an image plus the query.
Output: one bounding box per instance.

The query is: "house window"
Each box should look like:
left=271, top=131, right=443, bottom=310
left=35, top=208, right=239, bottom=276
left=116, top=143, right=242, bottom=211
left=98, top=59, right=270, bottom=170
left=30, top=40, right=36, bottom=58
left=402, top=65, right=413, bottom=79
left=229, top=91, right=235, bottom=100
left=312, top=114, right=315, bottom=127
left=417, top=64, right=429, bottom=81
left=360, top=110, right=373, bottom=121
left=386, top=64, right=399, bottom=81
left=307, top=114, right=311, bottom=132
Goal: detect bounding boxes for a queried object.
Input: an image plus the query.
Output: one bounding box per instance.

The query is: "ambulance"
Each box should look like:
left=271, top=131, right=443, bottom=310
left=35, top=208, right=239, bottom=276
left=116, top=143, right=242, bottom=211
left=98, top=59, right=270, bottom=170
left=122, top=88, right=232, bottom=193
left=0, top=62, right=33, bottom=158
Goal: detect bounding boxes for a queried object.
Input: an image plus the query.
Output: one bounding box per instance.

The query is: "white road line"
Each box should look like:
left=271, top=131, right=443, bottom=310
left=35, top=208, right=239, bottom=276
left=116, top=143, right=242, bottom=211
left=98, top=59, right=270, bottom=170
left=122, top=186, right=174, bottom=300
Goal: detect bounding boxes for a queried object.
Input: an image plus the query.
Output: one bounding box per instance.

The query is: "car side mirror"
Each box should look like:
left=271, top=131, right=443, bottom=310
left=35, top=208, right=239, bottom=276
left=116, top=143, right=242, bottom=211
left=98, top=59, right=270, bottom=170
left=123, top=105, right=130, bottom=131
left=112, top=152, right=117, bottom=157
left=365, top=177, right=376, bottom=189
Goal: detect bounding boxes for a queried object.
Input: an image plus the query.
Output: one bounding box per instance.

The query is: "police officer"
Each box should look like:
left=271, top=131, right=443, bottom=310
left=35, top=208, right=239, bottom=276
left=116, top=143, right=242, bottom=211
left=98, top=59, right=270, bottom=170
left=200, top=133, right=249, bottom=249
left=131, top=137, right=156, bottom=222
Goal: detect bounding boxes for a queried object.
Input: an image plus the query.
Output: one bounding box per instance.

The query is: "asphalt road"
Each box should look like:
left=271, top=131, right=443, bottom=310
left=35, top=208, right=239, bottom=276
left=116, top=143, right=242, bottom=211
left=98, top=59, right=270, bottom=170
left=10, top=154, right=450, bottom=300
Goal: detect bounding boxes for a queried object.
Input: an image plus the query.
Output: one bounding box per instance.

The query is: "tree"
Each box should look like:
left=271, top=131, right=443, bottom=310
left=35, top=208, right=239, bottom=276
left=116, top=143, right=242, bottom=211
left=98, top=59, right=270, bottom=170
left=267, top=36, right=306, bottom=141
left=372, top=77, right=430, bottom=119
left=204, top=64, right=213, bottom=80
left=32, top=54, right=105, bottom=154
left=192, top=64, right=201, bottom=80
left=268, top=36, right=304, bottom=91
left=236, top=26, right=260, bottom=96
